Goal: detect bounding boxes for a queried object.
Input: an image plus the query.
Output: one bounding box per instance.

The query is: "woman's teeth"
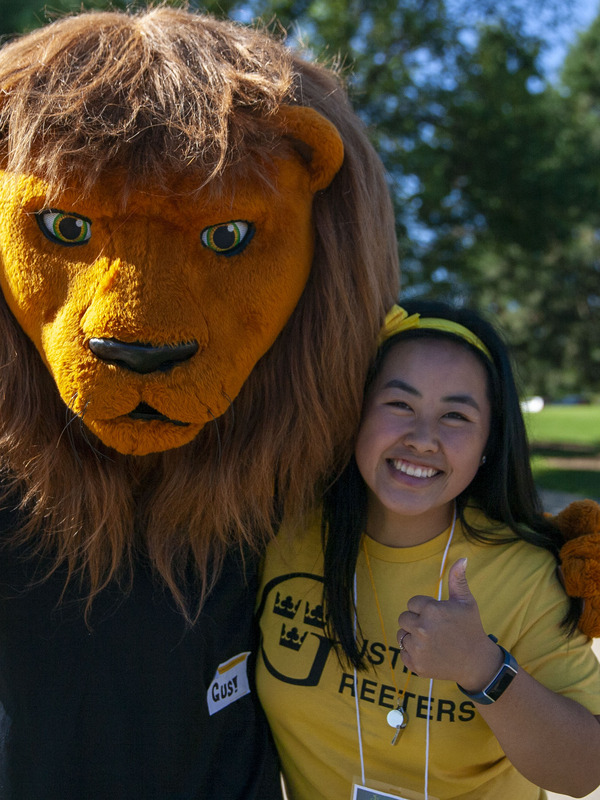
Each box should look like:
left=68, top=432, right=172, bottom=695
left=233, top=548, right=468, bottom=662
left=390, top=459, right=438, bottom=479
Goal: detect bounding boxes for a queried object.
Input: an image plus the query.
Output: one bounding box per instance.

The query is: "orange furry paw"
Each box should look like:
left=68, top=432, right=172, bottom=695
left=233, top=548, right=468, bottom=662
left=555, top=500, right=600, bottom=638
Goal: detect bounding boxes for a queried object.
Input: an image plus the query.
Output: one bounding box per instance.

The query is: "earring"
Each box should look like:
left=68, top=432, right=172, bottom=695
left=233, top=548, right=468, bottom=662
left=480, top=455, right=487, bottom=466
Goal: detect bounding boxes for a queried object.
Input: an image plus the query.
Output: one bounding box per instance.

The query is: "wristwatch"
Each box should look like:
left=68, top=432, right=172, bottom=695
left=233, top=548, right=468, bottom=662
left=457, top=635, right=519, bottom=705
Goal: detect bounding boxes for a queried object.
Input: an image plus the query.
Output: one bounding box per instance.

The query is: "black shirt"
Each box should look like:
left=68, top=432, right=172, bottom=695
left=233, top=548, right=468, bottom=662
left=0, top=508, right=282, bottom=799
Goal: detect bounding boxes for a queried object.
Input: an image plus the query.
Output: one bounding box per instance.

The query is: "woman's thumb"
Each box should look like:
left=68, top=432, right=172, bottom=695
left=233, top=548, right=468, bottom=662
left=448, top=558, right=471, bottom=602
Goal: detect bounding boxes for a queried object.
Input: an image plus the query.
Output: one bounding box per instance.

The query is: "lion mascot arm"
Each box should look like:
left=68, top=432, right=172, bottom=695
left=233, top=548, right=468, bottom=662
left=552, top=500, right=600, bottom=638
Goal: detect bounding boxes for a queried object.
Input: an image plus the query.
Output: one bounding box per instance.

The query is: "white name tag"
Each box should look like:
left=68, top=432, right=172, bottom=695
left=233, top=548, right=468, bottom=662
left=352, top=785, right=407, bottom=799
left=351, top=781, right=436, bottom=800
left=207, top=651, right=251, bottom=715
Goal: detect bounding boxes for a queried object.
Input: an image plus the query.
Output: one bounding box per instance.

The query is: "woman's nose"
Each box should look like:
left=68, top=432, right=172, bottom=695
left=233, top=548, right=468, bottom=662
left=400, top=417, right=438, bottom=451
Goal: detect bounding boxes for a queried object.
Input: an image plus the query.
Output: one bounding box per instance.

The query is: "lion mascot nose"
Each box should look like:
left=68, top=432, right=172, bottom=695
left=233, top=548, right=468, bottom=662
left=88, top=338, right=199, bottom=374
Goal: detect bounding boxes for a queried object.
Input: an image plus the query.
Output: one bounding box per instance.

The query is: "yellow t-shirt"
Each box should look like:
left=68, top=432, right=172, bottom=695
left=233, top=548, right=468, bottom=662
left=256, top=509, right=600, bottom=800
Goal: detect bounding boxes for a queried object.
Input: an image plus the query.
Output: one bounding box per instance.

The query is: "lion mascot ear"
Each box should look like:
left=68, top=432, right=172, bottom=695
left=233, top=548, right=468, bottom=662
left=552, top=500, right=600, bottom=638
left=276, top=105, right=345, bottom=192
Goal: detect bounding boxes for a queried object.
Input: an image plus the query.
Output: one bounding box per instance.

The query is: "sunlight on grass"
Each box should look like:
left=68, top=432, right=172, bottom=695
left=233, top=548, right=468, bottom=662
left=524, top=405, right=600, bottom=448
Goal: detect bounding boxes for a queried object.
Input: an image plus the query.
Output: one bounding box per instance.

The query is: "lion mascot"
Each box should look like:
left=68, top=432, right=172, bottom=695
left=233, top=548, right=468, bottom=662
left=0, top=7, right=400, bottom=798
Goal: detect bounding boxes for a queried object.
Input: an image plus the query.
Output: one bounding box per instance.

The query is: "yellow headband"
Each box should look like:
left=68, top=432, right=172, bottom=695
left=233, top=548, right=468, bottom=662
left=378, top=305, right=493, bottom=362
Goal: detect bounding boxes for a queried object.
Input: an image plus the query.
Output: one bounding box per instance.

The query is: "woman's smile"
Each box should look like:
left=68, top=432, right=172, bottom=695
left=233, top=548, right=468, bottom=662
left=387, top=457, right=441, bottom=480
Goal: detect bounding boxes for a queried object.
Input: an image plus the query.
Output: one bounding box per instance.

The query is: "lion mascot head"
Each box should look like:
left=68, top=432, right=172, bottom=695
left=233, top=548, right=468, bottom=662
left=0, top=6, right=399, bottom=614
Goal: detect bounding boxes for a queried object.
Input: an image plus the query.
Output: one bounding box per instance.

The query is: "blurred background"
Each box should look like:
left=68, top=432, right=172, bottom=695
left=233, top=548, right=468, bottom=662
left=1, top=0, right=598, bottom=502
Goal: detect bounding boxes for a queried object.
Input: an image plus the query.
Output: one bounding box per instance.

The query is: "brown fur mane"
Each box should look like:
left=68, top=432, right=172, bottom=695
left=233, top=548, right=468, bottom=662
left=0, top=6, right=399, bottom=617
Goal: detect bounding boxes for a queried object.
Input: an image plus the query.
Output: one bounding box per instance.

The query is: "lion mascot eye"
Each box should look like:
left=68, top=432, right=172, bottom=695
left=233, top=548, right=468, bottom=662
left=36, top=209, right=92, bottom=246
left=201, top=220, right=254, bottom=255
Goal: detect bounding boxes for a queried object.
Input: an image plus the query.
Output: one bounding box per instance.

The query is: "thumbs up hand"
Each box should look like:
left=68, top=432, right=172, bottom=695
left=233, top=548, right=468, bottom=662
left=396, top=558, right=503, bottom=688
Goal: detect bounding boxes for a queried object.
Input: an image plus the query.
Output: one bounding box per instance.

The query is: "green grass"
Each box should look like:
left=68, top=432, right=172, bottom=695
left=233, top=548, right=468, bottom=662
left=524, top=405, right=600, bottom=499
left=530, top=456, right=600, bottom=496
left=524, top=405, right=600, bottom=449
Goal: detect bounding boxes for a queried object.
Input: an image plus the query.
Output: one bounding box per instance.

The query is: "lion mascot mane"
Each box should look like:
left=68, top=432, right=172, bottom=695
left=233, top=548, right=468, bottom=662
left=0, top=7, right=399, bottom=798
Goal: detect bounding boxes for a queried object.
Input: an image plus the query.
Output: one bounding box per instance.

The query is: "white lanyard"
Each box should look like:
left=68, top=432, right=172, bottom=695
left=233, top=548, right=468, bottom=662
left=353, top=504, right=457, bottom=798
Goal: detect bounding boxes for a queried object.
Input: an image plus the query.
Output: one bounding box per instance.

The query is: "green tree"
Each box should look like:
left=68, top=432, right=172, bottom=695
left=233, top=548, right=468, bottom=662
left=406, top=19, right=600, bottom=397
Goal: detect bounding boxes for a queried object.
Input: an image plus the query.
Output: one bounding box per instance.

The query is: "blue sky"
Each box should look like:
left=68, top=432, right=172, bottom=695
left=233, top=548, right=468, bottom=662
left=541, top=0, right=599, bottom=77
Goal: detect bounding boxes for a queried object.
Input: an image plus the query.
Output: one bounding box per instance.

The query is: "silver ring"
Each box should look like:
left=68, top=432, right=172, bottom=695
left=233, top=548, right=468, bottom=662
left=398, top=631, right=408, bottom=651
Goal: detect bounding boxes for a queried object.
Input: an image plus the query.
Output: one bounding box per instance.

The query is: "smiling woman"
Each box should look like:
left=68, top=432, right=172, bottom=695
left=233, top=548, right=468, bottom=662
left=257, top=299, right=600, bottom=800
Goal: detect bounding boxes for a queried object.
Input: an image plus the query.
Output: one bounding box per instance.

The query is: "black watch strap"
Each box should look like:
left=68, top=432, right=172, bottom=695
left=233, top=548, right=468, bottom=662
left=457, top=635, right=518, bottom=705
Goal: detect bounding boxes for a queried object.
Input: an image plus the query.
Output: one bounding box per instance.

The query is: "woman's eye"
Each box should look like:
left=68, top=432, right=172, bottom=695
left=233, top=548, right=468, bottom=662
left=36, top=210, right=92, bottom=246
left=201, top=220, right=254, bottom=256
left=444, top=411, right=468, bottom=422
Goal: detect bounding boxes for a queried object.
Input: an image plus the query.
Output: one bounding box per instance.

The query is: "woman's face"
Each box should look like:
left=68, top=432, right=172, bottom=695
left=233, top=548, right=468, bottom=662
left=354, top=338, right=491, bottom=545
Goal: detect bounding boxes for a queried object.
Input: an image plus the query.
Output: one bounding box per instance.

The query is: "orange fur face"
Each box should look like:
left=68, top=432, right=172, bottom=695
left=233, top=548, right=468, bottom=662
left=0, top=108, right=343, bottom=455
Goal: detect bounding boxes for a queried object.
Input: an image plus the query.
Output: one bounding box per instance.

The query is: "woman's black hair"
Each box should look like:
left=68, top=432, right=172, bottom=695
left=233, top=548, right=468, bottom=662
left=322, top=299, right=581, bottom=669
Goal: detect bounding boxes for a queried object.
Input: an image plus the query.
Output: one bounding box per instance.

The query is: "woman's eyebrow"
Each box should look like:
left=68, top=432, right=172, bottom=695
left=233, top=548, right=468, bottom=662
left=383, top=378, right=420, bottom=396
left=442, top=394, right=481, bottom=411
left=383, top=380, right=481, bottom=412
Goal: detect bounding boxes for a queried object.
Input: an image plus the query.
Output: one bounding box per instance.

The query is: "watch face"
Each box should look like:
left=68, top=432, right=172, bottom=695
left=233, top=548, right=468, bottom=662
left=487, top=665, right=517, bottom=702
left=457, top=643, right=518, bottom=704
